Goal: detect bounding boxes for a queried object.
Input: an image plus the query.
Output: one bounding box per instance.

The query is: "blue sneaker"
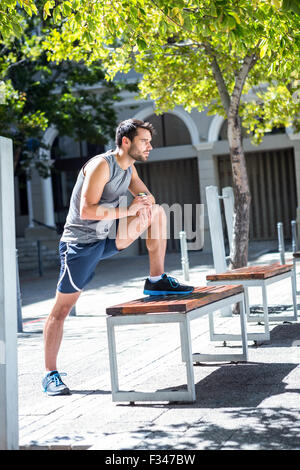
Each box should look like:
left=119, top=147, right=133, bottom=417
left=143, top=274, right=194, bottom=296
left=42, top=371, right=71, bottom=396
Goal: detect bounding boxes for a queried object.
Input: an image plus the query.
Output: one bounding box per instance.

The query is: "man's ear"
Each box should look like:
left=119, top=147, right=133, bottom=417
left=122, top=136, right=131, bottom=147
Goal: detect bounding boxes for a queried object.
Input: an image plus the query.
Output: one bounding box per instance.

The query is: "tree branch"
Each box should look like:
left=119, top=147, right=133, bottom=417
left=230, top=52, right=258, bottom=116
left=5, top=58, right=27, bottom=71
left=204, top=43, right=231, bottom=114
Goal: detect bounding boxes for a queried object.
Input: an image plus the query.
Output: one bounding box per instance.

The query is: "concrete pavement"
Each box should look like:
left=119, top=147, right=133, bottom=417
left=17, top=243, right=300, bottom=450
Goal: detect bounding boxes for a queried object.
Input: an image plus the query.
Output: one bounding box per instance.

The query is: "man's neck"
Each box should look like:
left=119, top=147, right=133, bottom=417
left=115, top=148, right=133, bottom=170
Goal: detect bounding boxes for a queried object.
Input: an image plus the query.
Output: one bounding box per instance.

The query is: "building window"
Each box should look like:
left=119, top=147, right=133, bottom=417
left=146, top=113, right=191, bottom=147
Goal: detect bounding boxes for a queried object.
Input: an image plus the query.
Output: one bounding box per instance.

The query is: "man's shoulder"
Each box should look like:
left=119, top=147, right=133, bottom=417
left=83, top=151, right=113, bottom=176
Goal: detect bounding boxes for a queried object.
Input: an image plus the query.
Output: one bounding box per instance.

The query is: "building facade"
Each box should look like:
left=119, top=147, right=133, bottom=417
left=14, top=86, right=300, bottom=257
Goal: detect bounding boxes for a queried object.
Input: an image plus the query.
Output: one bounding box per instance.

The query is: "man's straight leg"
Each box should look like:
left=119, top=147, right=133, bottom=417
left=44, top=290, right=81, bottom=371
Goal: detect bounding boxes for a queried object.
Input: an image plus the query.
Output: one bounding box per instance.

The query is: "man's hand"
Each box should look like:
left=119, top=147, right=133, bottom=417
left=128, top=194, right=152, bottom=218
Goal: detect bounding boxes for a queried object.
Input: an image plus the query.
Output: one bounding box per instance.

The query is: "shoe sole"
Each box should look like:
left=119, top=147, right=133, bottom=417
left=143, top=289, right=194, bottom=296
left=44, top=388, right=71, bottom=396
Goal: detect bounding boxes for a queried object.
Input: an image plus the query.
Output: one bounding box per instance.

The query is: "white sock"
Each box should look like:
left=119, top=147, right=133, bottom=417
left=149, top=274, right=163, bottom=283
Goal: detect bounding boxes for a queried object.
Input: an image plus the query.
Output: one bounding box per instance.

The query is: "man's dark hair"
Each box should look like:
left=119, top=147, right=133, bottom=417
left=115, top=119, right=155, bottom=147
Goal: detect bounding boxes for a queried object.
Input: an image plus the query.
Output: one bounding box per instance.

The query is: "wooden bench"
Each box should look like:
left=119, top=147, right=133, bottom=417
left=206, top=263, right=298, bottom=343
left=106, top=285, right=248, bottom=403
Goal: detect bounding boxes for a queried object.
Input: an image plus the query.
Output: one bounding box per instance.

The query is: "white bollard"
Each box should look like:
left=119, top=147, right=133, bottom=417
left=179, top=231, right=190, bottom=281
left=277, top=222, right=285, bottom=265
left=222, top=186, right=235, bottom=259
left=291, top=220, right=297, bottom=253
left=206, top=186, right=232, bottom=317
left=0, top=136, right=19, bottom=450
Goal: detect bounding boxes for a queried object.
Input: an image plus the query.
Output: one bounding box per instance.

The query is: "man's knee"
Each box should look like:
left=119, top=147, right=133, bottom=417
left=151, top=204, right=167, bottom=224
left=51, top=303, right=73, bottom=321
left=50, top=292, right=79, bottom=321
left=146, top=204, right=167, bottom=244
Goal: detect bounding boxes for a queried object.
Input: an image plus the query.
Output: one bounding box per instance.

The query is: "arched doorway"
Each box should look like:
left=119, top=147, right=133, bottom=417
left=146, top=112, right=193, bottom=147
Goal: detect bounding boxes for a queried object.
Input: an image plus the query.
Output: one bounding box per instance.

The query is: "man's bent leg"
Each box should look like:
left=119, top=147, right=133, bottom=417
left=44, top=290, right=81, bottom=372
left=145, top=205, right=167, bottom=276
left=116, top=204, right=167, bottom=275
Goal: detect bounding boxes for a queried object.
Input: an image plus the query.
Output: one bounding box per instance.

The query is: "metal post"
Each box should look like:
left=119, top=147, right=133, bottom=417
left=222, top=187, right=235, bottom=258
left=277, top=222, right=285, bottom=264
left=0, top=136, right=19, bottom=449
left=291, top=220, right=298, bottom=253
left=206, top=186, right=232, bottom=317
left=26, top=177, right=34, bottom=228
left=291, top=220, right=299, bottom=296
left=37, top=240, right=43, bottom=276
left=16, top=250, right=23, bottom=333
left=179, top=231, right=190, bottom=281
left=206, top=186, right=228, bottom=274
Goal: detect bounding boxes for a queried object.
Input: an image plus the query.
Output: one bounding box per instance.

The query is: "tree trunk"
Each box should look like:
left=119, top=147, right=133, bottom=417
left=227, top=111, right=251, bottom=270
left=226, top=53, right=257, bottom=270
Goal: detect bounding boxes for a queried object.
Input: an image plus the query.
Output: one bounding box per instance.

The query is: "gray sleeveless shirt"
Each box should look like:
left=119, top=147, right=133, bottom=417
left=61, top=151, right=132, bottom=243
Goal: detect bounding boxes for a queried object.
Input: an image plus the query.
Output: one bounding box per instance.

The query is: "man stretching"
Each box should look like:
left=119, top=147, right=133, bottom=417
left=42, top=118, right=194, bottom=396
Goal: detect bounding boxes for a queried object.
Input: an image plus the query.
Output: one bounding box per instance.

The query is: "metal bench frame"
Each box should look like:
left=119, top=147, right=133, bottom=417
left=293, top=255, right=300, bottom=296
left=207, top=270, right=298, bottom=343
left=106, top=291, right=248, bottom=403
left=206, top=186, right=298, bottom=343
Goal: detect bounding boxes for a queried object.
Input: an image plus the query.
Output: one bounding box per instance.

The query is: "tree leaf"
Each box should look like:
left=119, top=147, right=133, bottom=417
left=137, top=38, right=147, bottom=50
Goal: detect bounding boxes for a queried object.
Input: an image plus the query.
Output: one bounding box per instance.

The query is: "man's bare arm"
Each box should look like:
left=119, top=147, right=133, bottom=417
left=80, top=159, right=151, bottom=220
left=128, top=164, right=155, bottom=205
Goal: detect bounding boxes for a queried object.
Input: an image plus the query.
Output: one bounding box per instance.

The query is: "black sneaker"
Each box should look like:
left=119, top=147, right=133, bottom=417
left=143, top=274, right=194, bottom=296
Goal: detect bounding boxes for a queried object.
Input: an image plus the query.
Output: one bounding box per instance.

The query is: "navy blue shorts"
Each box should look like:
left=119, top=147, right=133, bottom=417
left=57, top=237, right=119, bottom=294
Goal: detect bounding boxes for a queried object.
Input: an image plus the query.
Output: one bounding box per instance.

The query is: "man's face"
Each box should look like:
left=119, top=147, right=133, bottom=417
left=127, top=128, right=153, bottom=162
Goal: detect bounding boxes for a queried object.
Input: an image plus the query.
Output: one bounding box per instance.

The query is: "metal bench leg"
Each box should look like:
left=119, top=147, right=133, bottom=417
left=179, top=322, right=188, bottom=362
left=248, top=273, right=297, bottom=325
left=207, top=288, right=269, bottom=343
left=238, top=298, right=248, bottom=361
left=291, top=269, right=298, bottom=321
left=244, top=287, right=251, bottom=322
left=261, top=283, right=270, bottom=336
left=106, top=318, right=119, bottom=401
left=179, top=317, right=196, bottom=402
left=209, top=310, right=215, bottom=341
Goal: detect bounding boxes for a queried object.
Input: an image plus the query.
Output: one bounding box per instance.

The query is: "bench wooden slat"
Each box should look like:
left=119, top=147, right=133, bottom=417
left=206, top=263, right=292, bottom=281
left=106, top=285, right=243, bottom=316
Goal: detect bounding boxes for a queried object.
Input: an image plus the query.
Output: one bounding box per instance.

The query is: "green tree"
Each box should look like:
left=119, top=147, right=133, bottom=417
left=41, top=0, right=300, bottom=268
left=0, top=0, right=38, bottom=39
left=0, top=7, right=134, bottom=180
